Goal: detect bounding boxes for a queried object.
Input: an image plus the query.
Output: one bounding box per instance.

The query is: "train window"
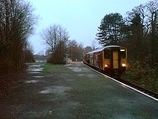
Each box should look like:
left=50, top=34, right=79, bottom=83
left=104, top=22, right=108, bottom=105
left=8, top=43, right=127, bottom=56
left=104, top=49, right=111, bottom=59
left=120, top=49, right=126, bottom=59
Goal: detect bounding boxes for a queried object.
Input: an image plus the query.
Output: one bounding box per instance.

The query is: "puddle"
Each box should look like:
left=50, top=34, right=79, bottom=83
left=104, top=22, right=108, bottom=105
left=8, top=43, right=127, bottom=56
left=27, top=64, right=43, bottom=73
left=24, top=80, right=40, bottom=83
left=39, top=88, right=53, bottom=94
left=39, top=86, right=70, bottom=95
left=27, top=68, right=43, bottom=72
left=29, top=64, right=41, bottom=68
left=68, top=67, right=82, bottom=72
left=28, top=71, right=41, bottom=74
left=33, top=76, right=44, bottom=78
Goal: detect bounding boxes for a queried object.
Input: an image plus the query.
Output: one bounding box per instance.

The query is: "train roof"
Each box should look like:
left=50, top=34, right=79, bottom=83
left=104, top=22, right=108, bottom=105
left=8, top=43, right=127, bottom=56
left=86, top=45, right=123, bottom=54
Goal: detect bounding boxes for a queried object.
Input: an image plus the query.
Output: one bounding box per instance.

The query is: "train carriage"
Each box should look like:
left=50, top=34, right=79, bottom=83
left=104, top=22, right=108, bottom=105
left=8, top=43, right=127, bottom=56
left=83, top=45, right=127, bottom=76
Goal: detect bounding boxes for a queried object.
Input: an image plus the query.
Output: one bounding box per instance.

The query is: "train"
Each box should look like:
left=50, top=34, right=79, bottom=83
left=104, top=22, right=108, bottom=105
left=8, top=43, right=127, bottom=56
left=83, top=45, right=127, bottom=77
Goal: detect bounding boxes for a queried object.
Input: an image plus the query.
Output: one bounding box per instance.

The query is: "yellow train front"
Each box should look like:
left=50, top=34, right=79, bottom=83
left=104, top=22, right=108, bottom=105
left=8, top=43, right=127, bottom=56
left=84, top=45, right=127, bottom=77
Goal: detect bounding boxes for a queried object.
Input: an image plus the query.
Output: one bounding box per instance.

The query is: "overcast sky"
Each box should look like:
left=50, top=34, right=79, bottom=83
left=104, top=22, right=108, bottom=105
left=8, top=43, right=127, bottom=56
left=28, top=0, right=150, bottom=54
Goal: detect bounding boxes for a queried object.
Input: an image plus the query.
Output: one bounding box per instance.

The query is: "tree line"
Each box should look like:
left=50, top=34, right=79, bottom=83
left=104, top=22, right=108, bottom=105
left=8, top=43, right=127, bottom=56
left=96, top=0, right=158, bottom=67
left=0, top=0, right=36, bottom=75
left=41, top=24, right=90, bottom=64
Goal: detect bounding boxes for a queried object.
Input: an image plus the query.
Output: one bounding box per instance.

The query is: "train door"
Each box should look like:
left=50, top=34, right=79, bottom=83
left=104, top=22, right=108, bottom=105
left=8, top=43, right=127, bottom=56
left=112, top=51, right=119, bottom=69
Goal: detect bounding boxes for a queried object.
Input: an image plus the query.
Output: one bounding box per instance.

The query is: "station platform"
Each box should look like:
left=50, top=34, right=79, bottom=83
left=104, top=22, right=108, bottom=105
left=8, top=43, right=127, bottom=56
left=0, top=62, right=158, bottom=119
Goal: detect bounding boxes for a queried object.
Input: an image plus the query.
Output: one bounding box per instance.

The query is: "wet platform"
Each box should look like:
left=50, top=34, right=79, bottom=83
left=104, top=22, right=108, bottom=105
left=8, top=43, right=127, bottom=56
left=0, top=62, right=158, bottom=119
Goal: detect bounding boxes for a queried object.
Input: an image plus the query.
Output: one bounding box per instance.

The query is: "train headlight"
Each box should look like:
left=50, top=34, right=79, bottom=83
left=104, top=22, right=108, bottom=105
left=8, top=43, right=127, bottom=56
left=105, top=64, right=108, bottom=68
left=121, top=63, right=126, bottom=67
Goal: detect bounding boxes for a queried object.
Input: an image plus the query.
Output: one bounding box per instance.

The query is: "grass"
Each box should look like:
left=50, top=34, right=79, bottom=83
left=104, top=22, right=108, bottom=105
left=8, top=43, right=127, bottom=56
left=42, top=63, right=71, bottom=73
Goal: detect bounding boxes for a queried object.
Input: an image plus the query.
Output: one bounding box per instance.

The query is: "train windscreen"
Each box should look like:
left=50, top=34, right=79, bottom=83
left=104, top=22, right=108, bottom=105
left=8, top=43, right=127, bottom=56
left=104, top=49, right=111, bottom=59
left=120, top=49, right=126, bottom=59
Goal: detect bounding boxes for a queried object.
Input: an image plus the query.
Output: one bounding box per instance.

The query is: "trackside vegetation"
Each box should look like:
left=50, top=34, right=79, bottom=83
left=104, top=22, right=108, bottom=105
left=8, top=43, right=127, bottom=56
left=122, top=61, right=158, bottom=95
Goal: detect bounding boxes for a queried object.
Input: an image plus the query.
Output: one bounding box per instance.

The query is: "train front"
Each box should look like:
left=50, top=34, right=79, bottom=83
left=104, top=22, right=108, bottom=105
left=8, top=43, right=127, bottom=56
left=103, top=46, right=127, bottom=76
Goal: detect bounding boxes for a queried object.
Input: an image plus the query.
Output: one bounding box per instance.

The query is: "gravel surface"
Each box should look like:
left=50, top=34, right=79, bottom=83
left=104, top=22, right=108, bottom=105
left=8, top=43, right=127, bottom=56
left=0, top=62, right=158, bottom=119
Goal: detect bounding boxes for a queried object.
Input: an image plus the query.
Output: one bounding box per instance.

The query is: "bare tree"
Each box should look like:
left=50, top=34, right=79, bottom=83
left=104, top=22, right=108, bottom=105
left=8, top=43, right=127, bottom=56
left=66, top=40, right=84, bottom=61
left=41, top=24, right=69, bottom=64
left=84, top=46, right=93, bottom=54
left=0, top=0, right=37, bottom=73
left=0, top=0, right=37, bottom=93
left=76, top=43, right=84, bottom=61
left=41, top=24, right=69, bottom=52
left=66, top=40, right=78, bottom=61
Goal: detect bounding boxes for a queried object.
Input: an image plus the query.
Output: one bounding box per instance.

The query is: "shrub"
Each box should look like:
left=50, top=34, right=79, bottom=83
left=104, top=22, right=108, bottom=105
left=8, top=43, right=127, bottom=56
left=122, top=60, right=158, bottom=94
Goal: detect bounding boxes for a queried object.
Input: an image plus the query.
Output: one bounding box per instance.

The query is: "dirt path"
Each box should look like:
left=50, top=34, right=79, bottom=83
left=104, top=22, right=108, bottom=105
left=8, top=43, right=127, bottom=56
left=0, top=62, right=158, bottom=119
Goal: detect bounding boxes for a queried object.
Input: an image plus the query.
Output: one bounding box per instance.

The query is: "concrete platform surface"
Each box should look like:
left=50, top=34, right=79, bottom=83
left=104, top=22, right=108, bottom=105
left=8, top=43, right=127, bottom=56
left=0, top=62, right=158, bottom=119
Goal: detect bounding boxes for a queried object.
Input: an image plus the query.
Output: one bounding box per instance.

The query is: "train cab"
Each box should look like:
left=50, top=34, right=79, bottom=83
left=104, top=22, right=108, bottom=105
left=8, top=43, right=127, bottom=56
left=103, top=45, right=127, bottom=76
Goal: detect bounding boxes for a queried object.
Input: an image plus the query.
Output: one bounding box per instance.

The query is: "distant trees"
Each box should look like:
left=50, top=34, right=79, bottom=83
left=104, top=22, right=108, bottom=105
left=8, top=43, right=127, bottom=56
left=41, top=24, right=69, bottom=64
left=0, top=0, right=36, bottom=74
left=23, top=42, right=35, bottom=62
left=41, top=24, right=91, bottom=63
left=66, top=40, right=84, bottom=61
left=84, top=46, right=93, bottom=54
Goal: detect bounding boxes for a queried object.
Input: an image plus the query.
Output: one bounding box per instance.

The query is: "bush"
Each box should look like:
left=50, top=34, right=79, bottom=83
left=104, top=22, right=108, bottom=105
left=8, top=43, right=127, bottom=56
left=47, top=53, right=66, bottom=64
left=124, top=61, right=142, bottom=80
left=122, top=60, right=158, bottom=94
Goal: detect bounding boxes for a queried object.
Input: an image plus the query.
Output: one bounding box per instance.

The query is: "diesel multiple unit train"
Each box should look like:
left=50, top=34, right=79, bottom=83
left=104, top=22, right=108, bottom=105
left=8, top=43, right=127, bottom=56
left=83, top=45, right=127, bottom=76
